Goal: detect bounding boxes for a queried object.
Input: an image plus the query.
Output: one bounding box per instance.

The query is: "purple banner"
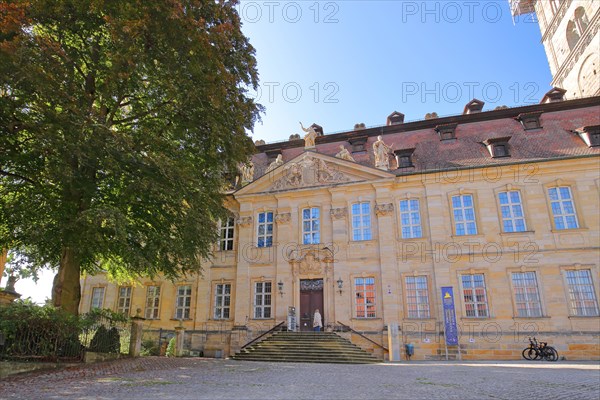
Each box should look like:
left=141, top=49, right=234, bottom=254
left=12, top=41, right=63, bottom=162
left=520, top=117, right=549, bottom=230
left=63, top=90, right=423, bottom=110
left=441, top=286, right=459, bottom=346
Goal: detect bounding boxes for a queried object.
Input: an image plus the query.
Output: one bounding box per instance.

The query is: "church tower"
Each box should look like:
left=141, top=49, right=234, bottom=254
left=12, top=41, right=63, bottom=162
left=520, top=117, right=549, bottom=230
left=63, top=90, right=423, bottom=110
left=510, top=0, right=599, bottom=99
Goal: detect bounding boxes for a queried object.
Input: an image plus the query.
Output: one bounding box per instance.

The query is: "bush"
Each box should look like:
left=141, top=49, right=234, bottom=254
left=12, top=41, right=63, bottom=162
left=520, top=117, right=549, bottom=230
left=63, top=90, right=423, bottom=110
left=141, top=339, right=159, bottom=356
left=0, top=301, right=83, bottom=360
left=166, top=337, right=176, bottom=357
left=88, top=326, right=121, bottom=353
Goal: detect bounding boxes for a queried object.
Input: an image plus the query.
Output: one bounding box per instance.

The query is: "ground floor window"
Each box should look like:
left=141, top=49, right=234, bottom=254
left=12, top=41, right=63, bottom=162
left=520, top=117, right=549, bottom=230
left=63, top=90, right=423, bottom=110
left=175, top=285, right=192, bottom=319
left=91, top=287, right=105, bottom=309
left=461, top=274, right=489, bottom=317
left=214, top=283, right=231, bottom=319
left=254, top=281, right=272, bottom=319
left=405, top=276, right=430, bottom=318
left=145, top=286, right=161, bottom=319
left=354, top=277, right=376, bottom=318
left=117, top=286, right=132, bottom=315
left=512, top=272, right=542, bottom=317
left=565, top=269, right=599, bottom=316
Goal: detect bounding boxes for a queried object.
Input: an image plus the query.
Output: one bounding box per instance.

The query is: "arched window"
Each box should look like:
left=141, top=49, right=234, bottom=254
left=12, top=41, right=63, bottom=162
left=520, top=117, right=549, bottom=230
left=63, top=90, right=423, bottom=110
left=574, top=7, right=589, bottom=34
left=566, top=20, right=580, bottom=50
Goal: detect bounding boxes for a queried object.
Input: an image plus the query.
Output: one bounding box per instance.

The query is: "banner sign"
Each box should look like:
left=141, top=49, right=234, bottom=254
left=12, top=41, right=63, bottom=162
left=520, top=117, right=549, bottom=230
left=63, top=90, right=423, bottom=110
left=441, top=286, right=459, bottom=346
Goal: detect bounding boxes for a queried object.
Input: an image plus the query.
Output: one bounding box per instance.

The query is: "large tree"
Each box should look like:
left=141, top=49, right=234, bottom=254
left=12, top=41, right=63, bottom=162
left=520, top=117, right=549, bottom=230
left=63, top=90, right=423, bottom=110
left=0, top=0, right=261, bottom=314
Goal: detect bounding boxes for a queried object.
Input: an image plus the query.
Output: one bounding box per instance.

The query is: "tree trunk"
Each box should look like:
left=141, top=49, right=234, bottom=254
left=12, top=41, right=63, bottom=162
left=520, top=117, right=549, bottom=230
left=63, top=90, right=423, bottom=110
left=52, top=247, right=81, bottom=315
left=0, top=248, right=7, bottom=287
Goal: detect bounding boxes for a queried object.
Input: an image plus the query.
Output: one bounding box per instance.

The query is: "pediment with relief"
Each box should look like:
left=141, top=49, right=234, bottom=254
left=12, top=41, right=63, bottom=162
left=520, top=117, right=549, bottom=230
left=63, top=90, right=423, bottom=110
left=235, top=151, right=394, bottom=196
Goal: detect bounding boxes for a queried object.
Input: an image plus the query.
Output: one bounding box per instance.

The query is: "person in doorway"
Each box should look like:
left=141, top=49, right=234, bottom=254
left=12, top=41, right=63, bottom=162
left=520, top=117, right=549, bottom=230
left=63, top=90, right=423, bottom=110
left=313, top=309, right=323, bottom=332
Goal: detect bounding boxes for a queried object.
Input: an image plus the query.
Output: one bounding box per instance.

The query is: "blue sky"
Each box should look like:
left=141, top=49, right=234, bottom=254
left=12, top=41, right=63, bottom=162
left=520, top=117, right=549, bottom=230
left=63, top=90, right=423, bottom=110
left=240, top=0, right=552, bottom=142
left=11, top=0, right=552, bottom=303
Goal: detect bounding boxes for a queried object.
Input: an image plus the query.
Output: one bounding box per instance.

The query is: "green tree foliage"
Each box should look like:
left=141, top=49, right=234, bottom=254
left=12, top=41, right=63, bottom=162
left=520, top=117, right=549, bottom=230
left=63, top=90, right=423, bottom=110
left=0, top=1, right=261, bottom=314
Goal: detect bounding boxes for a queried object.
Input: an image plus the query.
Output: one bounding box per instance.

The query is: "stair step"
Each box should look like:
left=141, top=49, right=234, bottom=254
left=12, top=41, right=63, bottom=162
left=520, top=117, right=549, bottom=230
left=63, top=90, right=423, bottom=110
left=233, top=331, right=379, bottom=364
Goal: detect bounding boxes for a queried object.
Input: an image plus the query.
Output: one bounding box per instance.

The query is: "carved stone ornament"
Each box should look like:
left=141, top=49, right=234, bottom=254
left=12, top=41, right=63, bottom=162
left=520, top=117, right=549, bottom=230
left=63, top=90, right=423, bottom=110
left=236, top=216, right=253, bottom=226
left=275, top=213, right=291, bottom=224
left=269, top=153, right=349, bottom=191
left=330, top=207, right=348, bottom=219
left=374, top=203, right=394, bottom=216
left=299, top=252, right=323, bottom=275
left=300, top=279, right=324, bottom=291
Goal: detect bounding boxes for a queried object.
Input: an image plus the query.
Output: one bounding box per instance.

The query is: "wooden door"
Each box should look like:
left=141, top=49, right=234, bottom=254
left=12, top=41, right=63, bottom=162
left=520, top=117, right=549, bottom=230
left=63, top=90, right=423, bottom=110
left=299, top=279, right=324, bottom=331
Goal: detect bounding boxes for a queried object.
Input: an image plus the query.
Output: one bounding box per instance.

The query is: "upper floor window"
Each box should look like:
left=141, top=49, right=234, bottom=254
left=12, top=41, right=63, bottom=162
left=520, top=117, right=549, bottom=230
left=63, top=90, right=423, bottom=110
left=405, top=276, right=430, bottom=319
left=452, top=195, right=477, bottom=236
left=461, top=274, right=489, bottom=318
left=214, top=283, right=231, bottom=319
left=351, top=202, right=372, bottom=241
left=565, top=270, right=599, bottom=317
left=254, top=281, right=272, bottom=319
left=145, top=286, right=161, bottom=319
left=117, top=286, right=132, bottom=315
left=512, top=272, right=542, bottom=317
left=257, top=211, right=274, bottom=248
left=91, top=287, right=105, bottom=309
left=302, top=207, right=320, bottom=245
left=399, top=199, right=422, bottom=239
left=499, top=191, right=527, bottom=232
left=548, top=187, right=579, bottom=230
left=355, top=277, right=376, bottom=318
left=175, top=285, right=192, bottom=320
left=219, top=217, right=235, bottom=251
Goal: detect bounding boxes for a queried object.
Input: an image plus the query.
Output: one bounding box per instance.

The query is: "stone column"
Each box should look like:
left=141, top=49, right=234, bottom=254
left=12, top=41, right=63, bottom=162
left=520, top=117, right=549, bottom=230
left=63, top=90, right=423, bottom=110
left=129, top=316, right=145, bottom=357
left=174, top=326, right=185, bottom=357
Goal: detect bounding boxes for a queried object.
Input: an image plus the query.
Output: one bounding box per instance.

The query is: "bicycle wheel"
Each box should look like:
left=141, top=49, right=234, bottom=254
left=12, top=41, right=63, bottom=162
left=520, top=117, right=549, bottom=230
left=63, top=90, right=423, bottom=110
left=522, top=347, right=536, bottom=360
left=546, top=347, right=558, bottom=361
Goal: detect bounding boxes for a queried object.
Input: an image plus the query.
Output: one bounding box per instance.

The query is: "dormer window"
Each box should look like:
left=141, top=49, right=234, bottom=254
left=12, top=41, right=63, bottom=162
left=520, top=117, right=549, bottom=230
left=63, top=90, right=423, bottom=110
left=387, top=111, right=405, bottom=126
left=394, top=148, right=416, bottom=169
left=483, top=137, right=511, bottom=158
left=515, top=112, right=543, bottom=130
left=435, top=123, right=457, bottom=141
left=348, top=136, right=368, bottom=153
left=575, top=125, right=600, bottom=147
left=463, top=99, right=485, bottom=115
left=540, top=87, right=566, bottom=104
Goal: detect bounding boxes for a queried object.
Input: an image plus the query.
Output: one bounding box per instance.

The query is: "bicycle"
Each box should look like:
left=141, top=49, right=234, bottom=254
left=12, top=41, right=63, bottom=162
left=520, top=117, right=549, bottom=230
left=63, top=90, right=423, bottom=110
left=522, top=337, right=558, bottom=361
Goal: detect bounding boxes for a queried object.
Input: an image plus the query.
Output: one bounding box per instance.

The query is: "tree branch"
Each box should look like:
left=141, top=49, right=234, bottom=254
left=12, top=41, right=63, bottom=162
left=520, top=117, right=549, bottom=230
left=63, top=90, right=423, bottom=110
left=0, top=170, right=38, bottom=185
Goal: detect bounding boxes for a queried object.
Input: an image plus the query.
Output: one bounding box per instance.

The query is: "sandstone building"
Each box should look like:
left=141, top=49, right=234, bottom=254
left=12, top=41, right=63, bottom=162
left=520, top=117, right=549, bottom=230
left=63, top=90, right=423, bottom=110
left=81, top=91, right=600, bottom=360
left=511, top=0, right=600, bottom=99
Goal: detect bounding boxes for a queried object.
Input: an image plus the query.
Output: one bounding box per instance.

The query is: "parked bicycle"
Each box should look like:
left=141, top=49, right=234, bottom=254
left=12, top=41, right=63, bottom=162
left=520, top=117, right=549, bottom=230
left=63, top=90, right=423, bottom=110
left=522, top=337, right=558, bottom=361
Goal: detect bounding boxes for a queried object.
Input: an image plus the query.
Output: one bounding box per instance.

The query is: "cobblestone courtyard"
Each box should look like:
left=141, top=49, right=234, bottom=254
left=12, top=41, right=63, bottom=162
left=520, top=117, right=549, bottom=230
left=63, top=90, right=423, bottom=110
left=1, top=357, right=599, bottom=400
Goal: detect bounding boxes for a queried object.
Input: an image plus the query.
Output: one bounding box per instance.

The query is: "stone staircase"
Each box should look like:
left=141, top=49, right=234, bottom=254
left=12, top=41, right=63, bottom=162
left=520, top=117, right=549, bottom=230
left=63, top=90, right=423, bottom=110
left=232, top=331, right=379, bottom=364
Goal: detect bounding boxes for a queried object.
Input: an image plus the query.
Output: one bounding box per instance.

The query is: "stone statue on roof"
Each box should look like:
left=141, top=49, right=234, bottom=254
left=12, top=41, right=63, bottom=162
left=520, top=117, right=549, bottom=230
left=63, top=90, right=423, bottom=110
left=299, top=122, right=318, bottom=149
left=266, top=154, right=284, bottom=173
left=335, top=145, right=355, bottom=162
left=373, top=135, right=393, bottom=170
left=238, top=160, right=254, bottom=185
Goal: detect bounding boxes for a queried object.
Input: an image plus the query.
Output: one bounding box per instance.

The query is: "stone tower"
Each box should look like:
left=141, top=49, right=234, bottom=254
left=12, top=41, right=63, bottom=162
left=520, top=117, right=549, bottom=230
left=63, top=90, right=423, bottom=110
left=510, top=0, right=599, bottom=99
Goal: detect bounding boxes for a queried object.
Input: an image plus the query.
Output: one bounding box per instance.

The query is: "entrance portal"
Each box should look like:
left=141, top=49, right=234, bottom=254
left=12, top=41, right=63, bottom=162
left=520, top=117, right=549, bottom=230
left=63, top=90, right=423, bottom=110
left=299, top=279, right=324, bottom=331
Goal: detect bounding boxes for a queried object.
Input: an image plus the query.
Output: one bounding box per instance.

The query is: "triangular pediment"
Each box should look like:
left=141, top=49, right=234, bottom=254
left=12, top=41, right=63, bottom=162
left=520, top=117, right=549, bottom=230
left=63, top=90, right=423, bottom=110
left=235, top=151, right=394, bottom=196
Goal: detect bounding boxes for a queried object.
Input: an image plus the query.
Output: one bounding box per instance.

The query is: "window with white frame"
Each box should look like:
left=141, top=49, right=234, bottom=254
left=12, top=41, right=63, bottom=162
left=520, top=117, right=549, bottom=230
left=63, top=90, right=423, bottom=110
left=91, top=287, right=105, bottom=309
left=565, top=270, right=599, bottom=317
left=354, top=277, right=376, bottom=318
left=302, top=207, right=320, bottom=245
left=405, top=276, right=430, bottom=318
left=117, top=286, right=132, bottom=315
left=461, top=274, right=489, bottom=317
left=548, top=187, right=579, bottom=230
left=175, top=285, right=192, bottom=319
left=254, top=281, right=272, bottom=319
left=219, top=217, right=235, bottom=251
left=145, top=286, right=161, bottom=319
left=214, top=283, right=231, bottom=319
left=351, top=202, right=372, bottom=241
left=399, top=199, right=422, bottom=239
left=451, top=194, right=477, bottom=235
left=257, top=212, right=274, bottom=248
left=499, top=191, right=527, bottom=232
left=512, top=272, right=542, bottom=317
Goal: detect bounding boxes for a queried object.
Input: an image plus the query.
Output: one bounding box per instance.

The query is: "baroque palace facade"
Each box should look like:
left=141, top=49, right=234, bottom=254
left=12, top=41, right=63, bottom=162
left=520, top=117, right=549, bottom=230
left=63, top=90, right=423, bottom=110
left=80, top=91, right=600, bottom=360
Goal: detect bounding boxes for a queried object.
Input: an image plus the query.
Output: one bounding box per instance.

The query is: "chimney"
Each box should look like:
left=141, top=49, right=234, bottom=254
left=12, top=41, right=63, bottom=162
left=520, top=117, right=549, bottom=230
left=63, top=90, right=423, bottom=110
left=463, top=99, right=485, bottom=115
left=387, top=111, right=405, bottom=125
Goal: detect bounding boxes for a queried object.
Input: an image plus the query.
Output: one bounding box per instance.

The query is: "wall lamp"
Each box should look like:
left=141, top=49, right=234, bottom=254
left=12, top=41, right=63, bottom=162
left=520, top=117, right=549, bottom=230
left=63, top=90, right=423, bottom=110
left=336, top=277, right=344, bottom=295
left=278, top=280, right=284, bottom=297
